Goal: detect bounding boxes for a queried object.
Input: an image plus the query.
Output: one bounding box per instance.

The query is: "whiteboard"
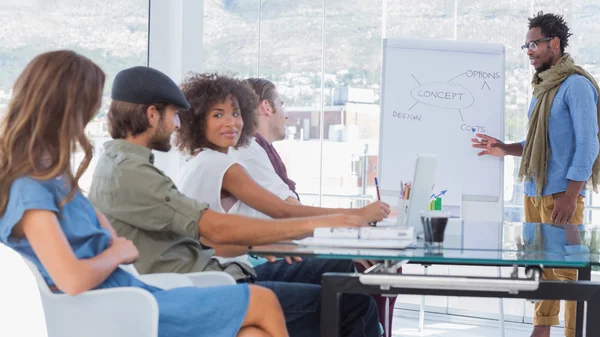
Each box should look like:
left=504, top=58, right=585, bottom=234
left=378, top=38, right=504, bottom=203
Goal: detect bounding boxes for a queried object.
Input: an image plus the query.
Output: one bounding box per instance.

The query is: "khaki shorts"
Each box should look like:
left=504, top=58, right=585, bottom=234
left=524, top=192, right=584, bottom=225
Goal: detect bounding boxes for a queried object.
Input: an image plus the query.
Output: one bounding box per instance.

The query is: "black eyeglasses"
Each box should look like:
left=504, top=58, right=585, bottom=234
left=521, top=37, right=554, bottom=53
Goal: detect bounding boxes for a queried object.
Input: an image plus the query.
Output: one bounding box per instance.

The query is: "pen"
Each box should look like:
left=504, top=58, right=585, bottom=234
left=373, top=177, right=381, bottom=226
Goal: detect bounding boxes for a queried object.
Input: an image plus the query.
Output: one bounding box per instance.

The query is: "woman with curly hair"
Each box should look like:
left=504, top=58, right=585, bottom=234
left=174, top=73, right=386, bottom=337
left=174, top=73, right=389, bottom=244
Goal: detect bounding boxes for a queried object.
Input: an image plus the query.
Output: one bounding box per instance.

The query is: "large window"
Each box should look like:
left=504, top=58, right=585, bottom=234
left=204, top=0, right=600, bottom=221
left=0, top=0, right=149, bottom=193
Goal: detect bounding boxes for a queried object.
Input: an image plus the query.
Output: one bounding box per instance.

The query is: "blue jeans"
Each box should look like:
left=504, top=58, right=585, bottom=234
left=253, top=258, right=380, bottom=337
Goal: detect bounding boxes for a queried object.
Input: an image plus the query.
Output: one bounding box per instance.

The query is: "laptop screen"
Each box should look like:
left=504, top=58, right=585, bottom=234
left=405, top=154, right=437, bottom=235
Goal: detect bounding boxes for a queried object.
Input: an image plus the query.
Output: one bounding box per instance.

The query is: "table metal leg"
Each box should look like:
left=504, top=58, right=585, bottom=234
left=419, top=266, right=428, bottom=332
left=498, top=267, right=505, bottom=337
left=576, top=266, right=591, bottom=337
left=586, top=288, right=600, bottom=336
left=321, top=276, right=342, bottom=337
left=385, top=296, right=390, bottom=337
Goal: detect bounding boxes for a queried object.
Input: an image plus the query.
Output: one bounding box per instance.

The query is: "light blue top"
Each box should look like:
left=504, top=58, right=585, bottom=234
left=0, top=176, right=249, bottom=337
left=0, top=176, right=134, bottom=288
left=521, top=74, right=599, bottom=197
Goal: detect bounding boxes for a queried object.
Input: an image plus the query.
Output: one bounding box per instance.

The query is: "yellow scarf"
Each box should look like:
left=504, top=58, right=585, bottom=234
left=519, top=54, right=600, bottom=204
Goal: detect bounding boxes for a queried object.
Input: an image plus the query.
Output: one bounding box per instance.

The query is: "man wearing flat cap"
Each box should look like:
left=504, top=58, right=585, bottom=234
left=88, top=66, right=381, bottom=337
left=89, top=66, right=217, bottom=275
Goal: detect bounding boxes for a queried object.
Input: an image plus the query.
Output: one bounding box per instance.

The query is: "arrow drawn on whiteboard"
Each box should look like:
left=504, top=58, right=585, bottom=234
left=411, top=74, right=421, bottom=85
left=459, top=109, right=464, bottom=122
left=408, top=101, right=419, bottom=111
left=448, top=72, right=466, bottom=83
left=481, top=81, right=491, bottom=90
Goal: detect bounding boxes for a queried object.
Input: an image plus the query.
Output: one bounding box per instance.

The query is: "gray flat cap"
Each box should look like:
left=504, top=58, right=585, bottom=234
left=111, top=66, right=190, bottom=109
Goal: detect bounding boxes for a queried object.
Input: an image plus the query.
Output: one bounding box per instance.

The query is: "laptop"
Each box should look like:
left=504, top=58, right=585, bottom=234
left=405, top=154, right=437, bottom=236
left=293, top=154, right=436, bottom=249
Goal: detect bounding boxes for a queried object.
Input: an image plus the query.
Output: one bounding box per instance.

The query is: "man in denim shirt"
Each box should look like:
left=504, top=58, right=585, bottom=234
left=472, top=12, right=600, bottom=337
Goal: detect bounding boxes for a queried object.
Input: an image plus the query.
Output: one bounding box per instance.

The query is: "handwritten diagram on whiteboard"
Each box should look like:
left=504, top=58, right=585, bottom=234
left=378, top=38, right=504, bottom=203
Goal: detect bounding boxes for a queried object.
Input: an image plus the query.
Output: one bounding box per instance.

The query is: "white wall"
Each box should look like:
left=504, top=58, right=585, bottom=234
left=149, top=0, right=204, bottom=179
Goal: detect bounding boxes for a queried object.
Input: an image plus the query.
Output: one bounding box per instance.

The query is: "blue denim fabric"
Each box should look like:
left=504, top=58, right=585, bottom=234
left=254, top=258, right=380, bottom=337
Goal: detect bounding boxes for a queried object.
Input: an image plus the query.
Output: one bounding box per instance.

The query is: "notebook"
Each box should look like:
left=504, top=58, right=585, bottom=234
left=293, top=227, right=415, bottom=249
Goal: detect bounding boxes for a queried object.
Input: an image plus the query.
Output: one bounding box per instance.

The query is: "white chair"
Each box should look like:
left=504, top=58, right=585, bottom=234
left=23, top=258, right=236, bottom=337
left=119, top=263, right=236, bottom=289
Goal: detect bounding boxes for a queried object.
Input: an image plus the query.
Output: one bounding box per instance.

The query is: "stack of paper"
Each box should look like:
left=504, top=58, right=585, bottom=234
left=294, top=227, right=415, bottom=249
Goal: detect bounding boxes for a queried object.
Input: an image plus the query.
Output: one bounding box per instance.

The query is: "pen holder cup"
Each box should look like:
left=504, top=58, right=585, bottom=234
left=420, top=210, right=450, bottom=253
left=396, top=199, right=409, bottom=226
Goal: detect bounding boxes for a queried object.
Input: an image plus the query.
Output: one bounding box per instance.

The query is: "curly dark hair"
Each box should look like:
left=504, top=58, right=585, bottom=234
left=175, top=73, right=259, bottom=155
left=528, top=11, right=572, bottom=54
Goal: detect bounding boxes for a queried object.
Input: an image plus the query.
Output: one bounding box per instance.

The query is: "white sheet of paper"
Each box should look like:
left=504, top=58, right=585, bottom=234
left=313, top=227, right=414, bottom=240
left=294, top=237, right=415, bottom=249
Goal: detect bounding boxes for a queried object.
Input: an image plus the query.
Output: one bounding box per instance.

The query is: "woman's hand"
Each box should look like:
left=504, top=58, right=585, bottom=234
left=109, top=237, right=139, bottom=265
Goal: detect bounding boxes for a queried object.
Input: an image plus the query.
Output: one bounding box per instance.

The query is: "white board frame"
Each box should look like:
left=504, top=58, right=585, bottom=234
left=377, top=37, right=505, bottom=203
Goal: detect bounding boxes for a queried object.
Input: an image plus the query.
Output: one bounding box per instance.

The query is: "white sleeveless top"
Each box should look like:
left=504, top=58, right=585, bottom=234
left=229, top=137, right=297, bottom=204
left=177, top=148, right=255, bottom=267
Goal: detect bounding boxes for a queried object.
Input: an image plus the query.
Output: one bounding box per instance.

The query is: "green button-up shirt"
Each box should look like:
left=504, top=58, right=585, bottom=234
left=88, top=139, right=214, bottom=274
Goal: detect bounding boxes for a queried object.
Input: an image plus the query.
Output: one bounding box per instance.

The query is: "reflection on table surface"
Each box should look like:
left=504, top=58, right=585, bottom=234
left=249, top=222, right=600, bottom=267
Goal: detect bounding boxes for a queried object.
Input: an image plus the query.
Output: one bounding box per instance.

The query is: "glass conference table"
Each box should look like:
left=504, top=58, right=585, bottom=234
left=250, top=222, right=600, bottom=337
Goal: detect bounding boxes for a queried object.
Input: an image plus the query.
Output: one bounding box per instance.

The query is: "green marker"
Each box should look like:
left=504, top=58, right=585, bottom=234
left=435, top=197, right=442, bottom=211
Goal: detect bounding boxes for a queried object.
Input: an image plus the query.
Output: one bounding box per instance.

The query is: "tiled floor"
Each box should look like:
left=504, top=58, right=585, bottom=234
left=391, top=310, right=565, bottom=337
